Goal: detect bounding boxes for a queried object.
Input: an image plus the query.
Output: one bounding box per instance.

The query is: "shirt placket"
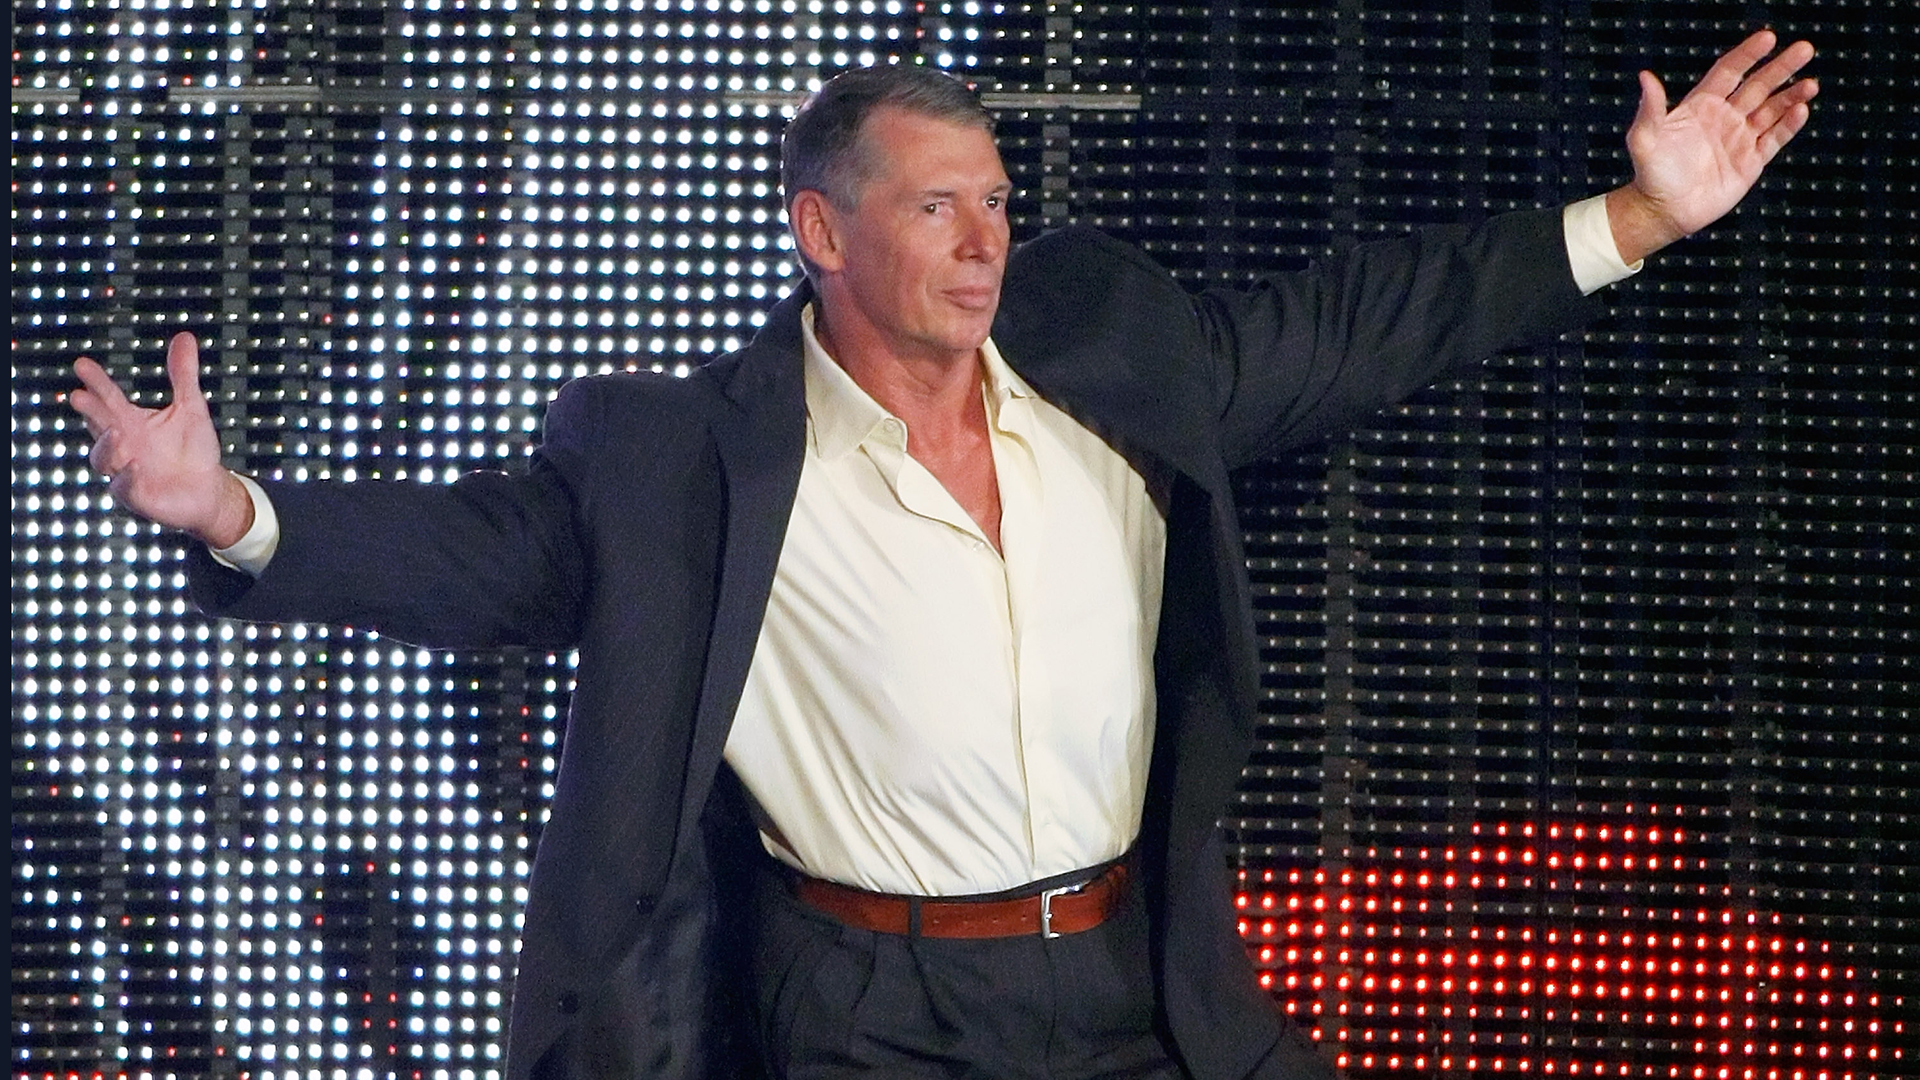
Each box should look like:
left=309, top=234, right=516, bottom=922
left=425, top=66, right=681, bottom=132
left=991, top=393, right=1064, bottom=873
left=869, top=414, right=1028, bottom=870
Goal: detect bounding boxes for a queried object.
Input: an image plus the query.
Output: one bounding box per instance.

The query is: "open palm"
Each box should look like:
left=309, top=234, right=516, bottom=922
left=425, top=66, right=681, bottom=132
left=69, top=332, right=254, bottom=547
left=1620, top=31, right=1817, bottom=253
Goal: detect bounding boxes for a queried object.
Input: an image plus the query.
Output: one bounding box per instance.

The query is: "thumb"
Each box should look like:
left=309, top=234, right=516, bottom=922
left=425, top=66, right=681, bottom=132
left=1634, top=70, right=1669, bottom=127
left=166, top=332, right=211, bottom=417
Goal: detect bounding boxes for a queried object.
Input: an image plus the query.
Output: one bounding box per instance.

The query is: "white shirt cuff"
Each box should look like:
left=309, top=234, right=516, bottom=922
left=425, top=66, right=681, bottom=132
left=1562, top=193, right=1643, bottom=296
left=208, top=472, right=281, bottom=577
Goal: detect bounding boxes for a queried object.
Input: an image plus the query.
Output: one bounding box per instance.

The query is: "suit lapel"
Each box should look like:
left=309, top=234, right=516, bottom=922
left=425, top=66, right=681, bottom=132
left=672, top=289, right=810, bottom=853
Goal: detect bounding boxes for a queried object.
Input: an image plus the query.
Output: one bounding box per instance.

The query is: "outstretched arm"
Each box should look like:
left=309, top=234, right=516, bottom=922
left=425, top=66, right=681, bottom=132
left=1605, top=29, right=1818, bottom=264
left=70, top=331, right=597, bottom=648
left=68, top=332, right=256, bottom=549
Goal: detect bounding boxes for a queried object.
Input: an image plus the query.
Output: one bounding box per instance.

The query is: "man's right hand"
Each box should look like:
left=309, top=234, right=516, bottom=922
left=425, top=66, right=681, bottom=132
left=69, top=331, right=256, bottom=549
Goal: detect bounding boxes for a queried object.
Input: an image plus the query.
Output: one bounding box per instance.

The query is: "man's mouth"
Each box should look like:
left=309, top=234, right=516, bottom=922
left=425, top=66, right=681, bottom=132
left=943, top=285, right=1000, bottom=309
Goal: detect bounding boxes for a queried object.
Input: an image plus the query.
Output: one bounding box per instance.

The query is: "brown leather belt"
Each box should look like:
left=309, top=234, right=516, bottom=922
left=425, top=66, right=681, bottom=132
left=791, top=861, right=1130, bottom=939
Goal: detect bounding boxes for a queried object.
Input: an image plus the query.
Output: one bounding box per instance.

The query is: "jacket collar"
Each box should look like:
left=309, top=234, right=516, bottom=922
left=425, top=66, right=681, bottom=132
left=703, top=261, right=1213, bottom=520
left=706, top=281, right=810, bottom=414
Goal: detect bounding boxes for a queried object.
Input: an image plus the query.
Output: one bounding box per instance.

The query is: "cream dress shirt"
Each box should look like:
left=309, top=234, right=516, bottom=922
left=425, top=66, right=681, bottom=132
left=721, top=307, right=1168, bottom=896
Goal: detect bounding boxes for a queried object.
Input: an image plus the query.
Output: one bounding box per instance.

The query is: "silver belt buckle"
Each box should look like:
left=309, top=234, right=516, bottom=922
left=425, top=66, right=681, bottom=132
left=1038, top=883, right=1081, bottom=939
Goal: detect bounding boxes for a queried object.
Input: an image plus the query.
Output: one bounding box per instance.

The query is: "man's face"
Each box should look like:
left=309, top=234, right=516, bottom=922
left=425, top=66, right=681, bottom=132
left=810, top=107, right=1012, bottom=367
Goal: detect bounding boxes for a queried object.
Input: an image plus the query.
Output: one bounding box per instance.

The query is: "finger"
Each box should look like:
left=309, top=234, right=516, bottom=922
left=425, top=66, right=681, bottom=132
left=1729, top=39, right=1815, bottom=115
left=73, top=356, right=134, bottom=415
left=67, top=389, right=117, bottom=436
left=1689, top=29, right=1776, bottom=102
left=1634, top=70, right=1669, bottom=128
left=165, top=332, right=213, bottom=419
left=89, top=429, right=128, bottom=478
left=1757, top=101, right=1812, bottom=165
left=1744, top=77, right=1819, bottom=139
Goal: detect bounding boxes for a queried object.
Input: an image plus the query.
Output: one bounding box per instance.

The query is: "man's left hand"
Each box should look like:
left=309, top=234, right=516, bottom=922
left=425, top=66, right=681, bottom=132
left=1606, top=29, right=1818, bottom=264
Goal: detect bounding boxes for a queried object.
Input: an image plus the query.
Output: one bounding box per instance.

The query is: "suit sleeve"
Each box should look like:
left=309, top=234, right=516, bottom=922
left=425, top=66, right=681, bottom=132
left=1198, top=205, right=1603, bottom=468
left=184, top=378, right=599, bottom=650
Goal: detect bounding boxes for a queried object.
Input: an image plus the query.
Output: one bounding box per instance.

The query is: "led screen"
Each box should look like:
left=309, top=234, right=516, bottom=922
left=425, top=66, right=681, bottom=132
left=13, top=2, right=1913, bottom=1077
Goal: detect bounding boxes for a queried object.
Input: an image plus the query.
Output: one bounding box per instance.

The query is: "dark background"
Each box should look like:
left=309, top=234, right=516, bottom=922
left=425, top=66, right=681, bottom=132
left=12, top=0, right=1915, bottom=1076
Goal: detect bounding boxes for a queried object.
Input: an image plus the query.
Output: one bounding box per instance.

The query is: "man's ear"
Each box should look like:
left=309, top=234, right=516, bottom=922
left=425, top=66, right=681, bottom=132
left=789, top=189, right=845, bottom=275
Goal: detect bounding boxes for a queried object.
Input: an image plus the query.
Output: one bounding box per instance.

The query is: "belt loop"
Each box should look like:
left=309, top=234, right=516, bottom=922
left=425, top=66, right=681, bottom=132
left=907, top=895, right=922, bottom=938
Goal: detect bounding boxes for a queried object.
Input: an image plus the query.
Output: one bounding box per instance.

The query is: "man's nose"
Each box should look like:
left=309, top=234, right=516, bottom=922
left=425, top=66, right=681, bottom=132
left=957, top=205, right=1007, bottom=262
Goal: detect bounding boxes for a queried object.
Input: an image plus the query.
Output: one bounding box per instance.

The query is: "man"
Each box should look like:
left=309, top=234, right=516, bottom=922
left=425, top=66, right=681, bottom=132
left=71, top=32, right=1815, bottom=1080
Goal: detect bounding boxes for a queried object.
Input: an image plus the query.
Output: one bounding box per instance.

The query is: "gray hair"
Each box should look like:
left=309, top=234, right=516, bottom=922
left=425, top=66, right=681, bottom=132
left=781, top=64, right=995, bottom=218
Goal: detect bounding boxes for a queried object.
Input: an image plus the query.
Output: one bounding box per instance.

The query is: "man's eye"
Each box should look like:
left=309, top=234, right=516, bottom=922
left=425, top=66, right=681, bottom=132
left=922, top=202, right=941, bottom=214
left=985, top=196, right=1003, bottom=209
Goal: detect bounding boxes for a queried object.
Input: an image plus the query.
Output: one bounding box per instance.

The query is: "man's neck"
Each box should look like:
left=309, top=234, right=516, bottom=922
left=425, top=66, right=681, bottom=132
left=809, top=298, right=1004, bottom=550
left=811, top=302, right=984, bottom=447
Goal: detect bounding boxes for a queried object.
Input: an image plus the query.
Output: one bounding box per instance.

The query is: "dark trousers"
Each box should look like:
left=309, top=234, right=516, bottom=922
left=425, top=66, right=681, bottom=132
left=749, top=861, right=1188, bottom=1080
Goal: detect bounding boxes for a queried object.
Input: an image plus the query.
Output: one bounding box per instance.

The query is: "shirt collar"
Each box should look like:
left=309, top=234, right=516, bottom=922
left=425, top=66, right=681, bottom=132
left=978, top=334, right=1035, bottom=415
left=801, top=304, right=892, bottom=460
left=800, top=303, right=1034, bottom=459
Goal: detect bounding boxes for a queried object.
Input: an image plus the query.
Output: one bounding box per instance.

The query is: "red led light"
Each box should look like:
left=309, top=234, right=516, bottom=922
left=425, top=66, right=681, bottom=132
left=1236, top=817, right=1899, bottom=1076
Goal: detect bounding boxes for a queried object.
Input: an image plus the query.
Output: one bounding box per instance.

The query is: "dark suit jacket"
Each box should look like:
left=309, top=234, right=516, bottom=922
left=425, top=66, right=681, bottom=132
left=189, top=208, right=1599, bottom=1080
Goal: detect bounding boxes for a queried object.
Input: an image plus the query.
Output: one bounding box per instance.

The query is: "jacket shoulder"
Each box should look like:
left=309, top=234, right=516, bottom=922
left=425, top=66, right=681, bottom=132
left=554, top=366, right=720, bottom=411
left=531, top=368, right=730, bottom=476
left=1005, top=225, right=1193, bottom=304
left=994, top=225, right=1208, bottom=388
left=549, top=366, right=726, bottom=426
